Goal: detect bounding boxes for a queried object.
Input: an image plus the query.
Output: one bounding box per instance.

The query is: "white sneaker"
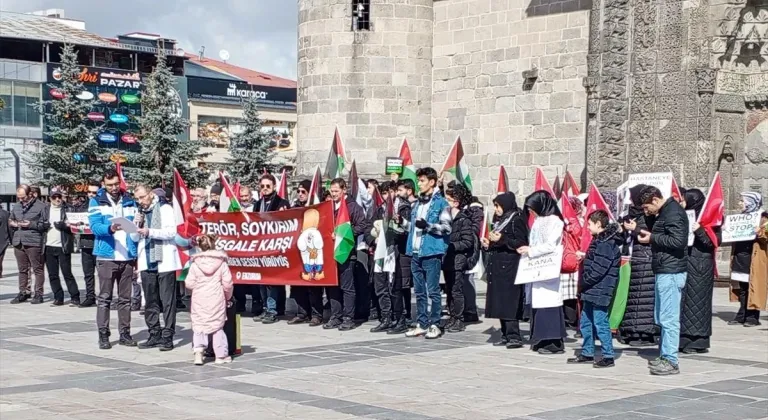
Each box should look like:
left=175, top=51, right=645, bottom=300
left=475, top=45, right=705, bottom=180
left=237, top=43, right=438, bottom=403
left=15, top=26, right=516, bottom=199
left=405, top=326, right=427, bottom=337
left=215, top=356, right=232, bottom=364
left=193, top=352, right=204, bottom=366
left=425, top=325, right=442, bottom=340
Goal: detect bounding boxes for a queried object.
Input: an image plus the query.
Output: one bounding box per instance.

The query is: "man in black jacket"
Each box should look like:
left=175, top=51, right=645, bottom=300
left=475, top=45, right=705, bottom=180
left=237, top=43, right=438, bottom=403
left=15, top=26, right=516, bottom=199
left=45, top=188, right=80, bottom=306
left=288, top=180, right=325, bottom=326
left=72, top=181, right=100, bottom=307
left=325, top=178, right=371, bottom=331
left=10, top=184, right=49, bottom=304
left=637, top=186, right=689, bottom=376
left=254, top=173, right=290, bottom=324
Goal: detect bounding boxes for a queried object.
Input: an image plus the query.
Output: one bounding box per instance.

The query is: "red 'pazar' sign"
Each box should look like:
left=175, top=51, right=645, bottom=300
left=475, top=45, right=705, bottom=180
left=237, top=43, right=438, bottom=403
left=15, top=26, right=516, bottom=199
left=197, top=201, right=338, bottom=286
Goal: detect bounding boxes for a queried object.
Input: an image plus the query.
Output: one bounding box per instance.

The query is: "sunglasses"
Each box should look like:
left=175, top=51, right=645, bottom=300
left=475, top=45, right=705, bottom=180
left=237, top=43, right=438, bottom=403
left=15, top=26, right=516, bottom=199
left=260, top=184, right=273, bottom=189
left=297, top=189, right=307, bottom=194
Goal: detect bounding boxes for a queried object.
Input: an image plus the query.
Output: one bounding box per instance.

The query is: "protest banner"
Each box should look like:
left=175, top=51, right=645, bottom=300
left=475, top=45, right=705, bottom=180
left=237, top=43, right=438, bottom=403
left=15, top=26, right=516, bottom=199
left=687, top=210, right=696, bottom=246
left=722, top=211, right=761, bottom=243
left=627, top=172, right=674, bottom=198
left=198, top=201, right=338, bottom=286
left=67, top=212, right=92, bottom=234
left=515, top=245, right=564, bottom=285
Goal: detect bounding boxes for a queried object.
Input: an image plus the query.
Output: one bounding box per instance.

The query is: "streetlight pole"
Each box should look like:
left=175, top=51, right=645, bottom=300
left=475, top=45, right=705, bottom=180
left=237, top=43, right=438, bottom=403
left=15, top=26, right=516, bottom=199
left=3, top=148, right=20, bottom=188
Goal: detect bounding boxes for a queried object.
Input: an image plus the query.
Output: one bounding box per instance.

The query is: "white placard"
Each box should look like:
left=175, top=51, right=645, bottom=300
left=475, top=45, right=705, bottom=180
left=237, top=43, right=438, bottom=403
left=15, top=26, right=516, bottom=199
left=515, top=245, right=564, bottom=285
left=111, top=217, right=138, bottom=234
left=627, top=172, right=674, bottom=199
left=687, top=210, right=696, bottom=246
left=722, top=211, right=761, bottom=243
left=67, top=212, right=89, bottom=225
left=616, top=181, right=631, bottom=218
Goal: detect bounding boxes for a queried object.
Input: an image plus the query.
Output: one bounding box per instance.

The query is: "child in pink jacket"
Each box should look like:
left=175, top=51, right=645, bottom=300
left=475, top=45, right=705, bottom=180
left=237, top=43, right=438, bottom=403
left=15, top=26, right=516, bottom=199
left=185, top=234, right=234, bottom=365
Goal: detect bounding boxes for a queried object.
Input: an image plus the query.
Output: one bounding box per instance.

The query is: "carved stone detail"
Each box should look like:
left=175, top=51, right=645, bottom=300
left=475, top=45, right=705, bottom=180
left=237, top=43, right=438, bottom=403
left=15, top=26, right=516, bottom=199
left=713, top=94, right=747, bottom=113
left=694, top=68, right=716, bottom=93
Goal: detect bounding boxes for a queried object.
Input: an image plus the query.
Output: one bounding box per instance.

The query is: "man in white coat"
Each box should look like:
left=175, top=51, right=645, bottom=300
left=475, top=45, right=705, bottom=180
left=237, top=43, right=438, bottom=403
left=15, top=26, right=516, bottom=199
left=132, top=185, right=181, bottom=351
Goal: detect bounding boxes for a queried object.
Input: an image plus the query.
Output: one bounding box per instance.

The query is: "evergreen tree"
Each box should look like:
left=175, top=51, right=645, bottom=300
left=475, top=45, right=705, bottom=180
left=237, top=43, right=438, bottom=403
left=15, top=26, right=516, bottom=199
left=225, top=95, right=277, bottom=186
left=134, top=47, right=208, bottom=188
left=27, top=43, right=108, bottom=189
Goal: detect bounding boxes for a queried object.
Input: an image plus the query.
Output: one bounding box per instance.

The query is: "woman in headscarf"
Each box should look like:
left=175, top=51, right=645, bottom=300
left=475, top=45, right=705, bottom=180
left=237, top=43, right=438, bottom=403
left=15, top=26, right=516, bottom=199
left=483, top=192, right=529, bottom=349
left=729, top=192, right=766, bottom=326
left=679, top=188, right=720, bottom=353
left=617, top=184, right=659, bottom=346
left=521, top=191, right=567, bottom=354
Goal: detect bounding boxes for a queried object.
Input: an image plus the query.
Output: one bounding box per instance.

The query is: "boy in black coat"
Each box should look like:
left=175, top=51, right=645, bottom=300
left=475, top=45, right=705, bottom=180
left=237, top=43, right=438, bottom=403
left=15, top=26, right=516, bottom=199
left=568, top=210, right=621, bottom=368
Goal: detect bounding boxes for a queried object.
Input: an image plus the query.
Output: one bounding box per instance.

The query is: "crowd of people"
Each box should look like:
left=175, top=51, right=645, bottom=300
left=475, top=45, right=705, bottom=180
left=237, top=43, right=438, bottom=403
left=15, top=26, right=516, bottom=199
left=2, top=167, right=766, bottom=373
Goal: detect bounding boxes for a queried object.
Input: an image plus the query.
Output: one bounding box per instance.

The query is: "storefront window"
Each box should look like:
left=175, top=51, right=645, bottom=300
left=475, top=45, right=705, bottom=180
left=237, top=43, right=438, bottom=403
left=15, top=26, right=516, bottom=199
left=197, top=116, right=296, bottom=156
left=0, top=80, right=41, bottom=128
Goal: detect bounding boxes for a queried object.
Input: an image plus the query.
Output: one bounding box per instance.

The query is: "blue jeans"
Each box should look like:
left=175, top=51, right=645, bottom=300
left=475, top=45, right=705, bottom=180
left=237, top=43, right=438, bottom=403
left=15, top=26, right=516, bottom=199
left=580, top=301, right=613, bottom=358
left=260, top=286, right=279, bottom=315
left=411, top=255, right=442, bottom=329
left=655, top=273, right=687, bottom=365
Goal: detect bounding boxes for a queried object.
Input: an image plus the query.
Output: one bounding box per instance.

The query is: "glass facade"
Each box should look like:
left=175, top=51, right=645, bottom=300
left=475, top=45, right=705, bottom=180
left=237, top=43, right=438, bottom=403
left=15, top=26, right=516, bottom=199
left=0, top=80, right=41, bottom=128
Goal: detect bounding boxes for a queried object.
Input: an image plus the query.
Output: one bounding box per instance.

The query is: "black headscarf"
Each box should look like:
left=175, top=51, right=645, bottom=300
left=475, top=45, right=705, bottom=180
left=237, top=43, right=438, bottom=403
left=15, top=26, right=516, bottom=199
left=524, top=191, right=563, bottom=220
left=493, top=192, right=518, bottom=216
left=684, top=188, right=706, bottom=217
left=628, top=184, right=647, bottom=219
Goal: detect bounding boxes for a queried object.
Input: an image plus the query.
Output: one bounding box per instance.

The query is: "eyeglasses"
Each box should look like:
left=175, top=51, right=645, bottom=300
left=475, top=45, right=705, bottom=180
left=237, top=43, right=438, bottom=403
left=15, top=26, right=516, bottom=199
left=297, top=190, right=307, bottom=194
left=260, top=184, right=273, bottom=189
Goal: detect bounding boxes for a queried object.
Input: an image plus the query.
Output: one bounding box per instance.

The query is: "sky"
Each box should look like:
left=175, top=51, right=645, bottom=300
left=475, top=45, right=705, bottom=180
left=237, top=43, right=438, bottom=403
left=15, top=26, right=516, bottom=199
left=1, top=0, right=298, bottom=79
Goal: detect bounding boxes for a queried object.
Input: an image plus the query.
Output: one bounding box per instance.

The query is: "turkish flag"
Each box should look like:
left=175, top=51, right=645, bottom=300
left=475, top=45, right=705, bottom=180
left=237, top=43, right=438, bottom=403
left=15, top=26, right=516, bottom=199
left=697, top=172, right=724, bottom=246
left=534, top=167, right=555, bottom=197
left=671, top=177, right=682, bottom=202
left=580, top=182, right=614, bottom=252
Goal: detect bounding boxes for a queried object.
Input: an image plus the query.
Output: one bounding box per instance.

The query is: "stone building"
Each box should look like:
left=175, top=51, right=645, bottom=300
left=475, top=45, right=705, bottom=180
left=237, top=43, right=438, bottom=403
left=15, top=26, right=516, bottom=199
left=297, top=0, right=768, bottom=205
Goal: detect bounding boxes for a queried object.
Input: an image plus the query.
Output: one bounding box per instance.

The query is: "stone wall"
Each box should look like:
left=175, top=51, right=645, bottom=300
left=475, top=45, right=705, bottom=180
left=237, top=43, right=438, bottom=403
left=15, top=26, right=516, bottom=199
left=431, top=0, right=591, bottom=196
left=296, top=0, right=433, bottom=178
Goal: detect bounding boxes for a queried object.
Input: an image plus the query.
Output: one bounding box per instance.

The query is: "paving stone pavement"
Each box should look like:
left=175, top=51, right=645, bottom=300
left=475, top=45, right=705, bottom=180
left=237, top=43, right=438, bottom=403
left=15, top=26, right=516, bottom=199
left=1, top=258, right=767, bottom=419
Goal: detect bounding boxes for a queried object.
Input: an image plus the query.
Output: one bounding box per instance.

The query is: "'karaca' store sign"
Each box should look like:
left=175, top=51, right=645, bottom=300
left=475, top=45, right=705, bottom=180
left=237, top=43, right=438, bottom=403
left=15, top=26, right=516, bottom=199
left=187, top=77, right=296, bottom=111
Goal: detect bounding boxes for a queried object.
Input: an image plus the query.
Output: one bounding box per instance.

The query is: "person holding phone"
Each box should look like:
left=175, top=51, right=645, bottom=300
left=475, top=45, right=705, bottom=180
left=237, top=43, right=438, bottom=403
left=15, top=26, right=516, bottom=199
left=10, top=184, right=49, bottom=304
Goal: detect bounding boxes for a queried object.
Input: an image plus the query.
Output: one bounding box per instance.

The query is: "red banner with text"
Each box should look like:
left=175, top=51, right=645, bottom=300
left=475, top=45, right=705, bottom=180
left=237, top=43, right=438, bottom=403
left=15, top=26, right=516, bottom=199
left=198, top=202, right=338, bottom=286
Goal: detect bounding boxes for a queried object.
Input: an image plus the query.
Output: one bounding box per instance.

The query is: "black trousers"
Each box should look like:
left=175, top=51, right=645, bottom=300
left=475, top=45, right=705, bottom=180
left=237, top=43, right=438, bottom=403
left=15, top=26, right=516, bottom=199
left=46, top=247, right=79, bottom=302
left=328, top=260, right=355, bottom=322
left=735, top=285, right=761, bottom=324
left=293, top=286, right=324, bottom=319
left=141, top=271, right=177, bottom=338
left=444, top=269, right=466, bottom=319
left=373, top=271, right=403, bottom=320
left=500, top=319, right=522, bottom=341
left=462, top=274, right=478, bottom=320
left=233, top=285, right=262, bottom=313
left=402, top=288, right=412, bottom=318
left=563, top=299, right=580, bottom=328
left=96, top=260, right=133, bottom=332
left=80, top=247, right=96, bottom=301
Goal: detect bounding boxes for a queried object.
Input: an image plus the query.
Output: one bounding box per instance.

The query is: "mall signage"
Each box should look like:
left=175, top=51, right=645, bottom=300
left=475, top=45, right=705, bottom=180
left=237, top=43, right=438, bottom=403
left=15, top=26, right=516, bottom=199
left=48, top=64, right=143, bottom=89
left=187, top=77, right=296, bottom=110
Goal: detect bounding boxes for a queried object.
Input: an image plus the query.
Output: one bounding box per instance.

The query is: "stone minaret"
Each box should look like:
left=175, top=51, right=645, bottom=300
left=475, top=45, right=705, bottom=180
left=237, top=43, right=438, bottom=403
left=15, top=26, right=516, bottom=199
left=296, top=0, right=433, bottom=179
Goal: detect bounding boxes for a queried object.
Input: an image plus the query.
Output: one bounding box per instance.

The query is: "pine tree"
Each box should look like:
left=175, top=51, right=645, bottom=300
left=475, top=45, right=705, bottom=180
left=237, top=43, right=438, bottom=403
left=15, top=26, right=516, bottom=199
left=26, top=43, right=108, bottom=189
left=225, top=95, right=277, bottom=186
left=134, top=46, right=209, bottom=188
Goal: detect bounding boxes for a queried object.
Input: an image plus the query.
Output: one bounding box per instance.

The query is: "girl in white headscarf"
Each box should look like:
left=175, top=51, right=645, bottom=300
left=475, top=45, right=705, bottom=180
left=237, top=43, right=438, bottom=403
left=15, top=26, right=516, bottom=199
left=729, top=192, right=765, bottom=326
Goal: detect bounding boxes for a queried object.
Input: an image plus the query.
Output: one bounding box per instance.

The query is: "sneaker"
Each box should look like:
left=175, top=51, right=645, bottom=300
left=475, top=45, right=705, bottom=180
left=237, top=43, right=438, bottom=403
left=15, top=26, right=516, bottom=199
left=287, top=316, right=306, bottom=325
left=215, top=356, right=232, bottom=365
left=647, top=357, right=664, bottom=368
left=493, top=336, right=509, bottom=347
left=505, top=338, right=524, bottom=349
left=31, top=295, right=44, bottom=304
left=139, top=333, right=163, bottom=349
left=262, top=313, right=278, bottom=324
left=446, top=319, right=465, bottom=333
left=425, top=325, right=442, bottom=340
left=323, top=319, right=342, bottom=330
left=727, top=320, right=743, bottom=326
left=339, top=319, right=356, bottom=331
left=593, top=358, right=615, bottom=368
left=405, top=326, right=427, bottom=337
left=66, top=298, right=80, bottom=307
left=10, top=293, right=29, bottom=304
left=194, top=351, right=204, bottom=366
left=744, top=321, right=762, bottom=327
left=252, top=312, right=265, bottom=322
left=650, top=359, right=679, bottom=376
left=78, top=298, right=96, bottom=308
left=567, top=354, right=595, bottom=364
left=50, top=300, right=64, bottom=307
left=309, top=316, right=323, bottom=327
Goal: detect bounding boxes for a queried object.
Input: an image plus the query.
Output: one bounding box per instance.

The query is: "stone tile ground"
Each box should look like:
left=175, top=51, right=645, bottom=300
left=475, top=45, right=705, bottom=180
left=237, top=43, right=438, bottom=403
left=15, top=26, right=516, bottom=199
left=1, top=258, right=766, bottom=419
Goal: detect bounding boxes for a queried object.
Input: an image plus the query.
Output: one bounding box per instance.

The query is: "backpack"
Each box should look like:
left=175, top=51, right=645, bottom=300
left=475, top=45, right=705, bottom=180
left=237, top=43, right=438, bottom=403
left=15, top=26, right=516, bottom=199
left=561, top=219, right=581, bottom=273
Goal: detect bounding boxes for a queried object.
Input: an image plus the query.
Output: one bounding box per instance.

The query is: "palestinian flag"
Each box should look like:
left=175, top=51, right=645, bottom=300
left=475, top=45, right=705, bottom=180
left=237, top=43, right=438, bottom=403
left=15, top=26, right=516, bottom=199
left=334, top=196, right=355, bottom=264
left=372, top=184, right=385, bottom=209
left=562, top=170, right=580, bottom=197
left=232, top=181, right=241, bottom=202
left=276, top=168, right=288, bottom=200
left=173, top=169, right=199, bottom=281
left=308, top=166, right=323, bottom=205
left=497, top=165, right=509, bottom=194
left=324, top=127, right=347, bottom=179
left=609, top=256, right=632, bottom=330
left=671, top=177, right=683, bottom=203
left=219, top=172, right=242, bottom=212
left=553, top=174, right=562, bottom=199
left=115, top=161, right=128, bottom=192
left=398, top=138, right=418, bottom=185
left=348, top=160, right=372, bottom=212
left=480, top=208, right=492, bottom=240
left=580, top=181, right=614, bottom=252
left=440, top=136, right=472, bottom=191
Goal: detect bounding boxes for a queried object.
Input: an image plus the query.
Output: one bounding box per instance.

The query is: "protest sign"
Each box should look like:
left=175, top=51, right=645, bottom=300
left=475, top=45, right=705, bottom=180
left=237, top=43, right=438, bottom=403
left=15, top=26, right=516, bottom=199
left=67, top=212, right=92, bottom=234
left=722, top=211, right=761, bottom=243
left=385, top=157, right=404, bottom=175
left=687, top=210, right=696, bottom=246
left=198, top=201, right=338, bottom=286
left=515, top=245, right=564, bottom=285
left=616, top=181, right=631, bottom=218
left=627, top=172, right=674, bottom=199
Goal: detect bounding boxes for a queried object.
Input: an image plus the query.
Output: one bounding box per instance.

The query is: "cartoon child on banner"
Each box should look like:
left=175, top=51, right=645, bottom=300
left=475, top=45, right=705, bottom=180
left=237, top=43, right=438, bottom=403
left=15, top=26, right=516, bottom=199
left=297, top=209, right=325, bottom=281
